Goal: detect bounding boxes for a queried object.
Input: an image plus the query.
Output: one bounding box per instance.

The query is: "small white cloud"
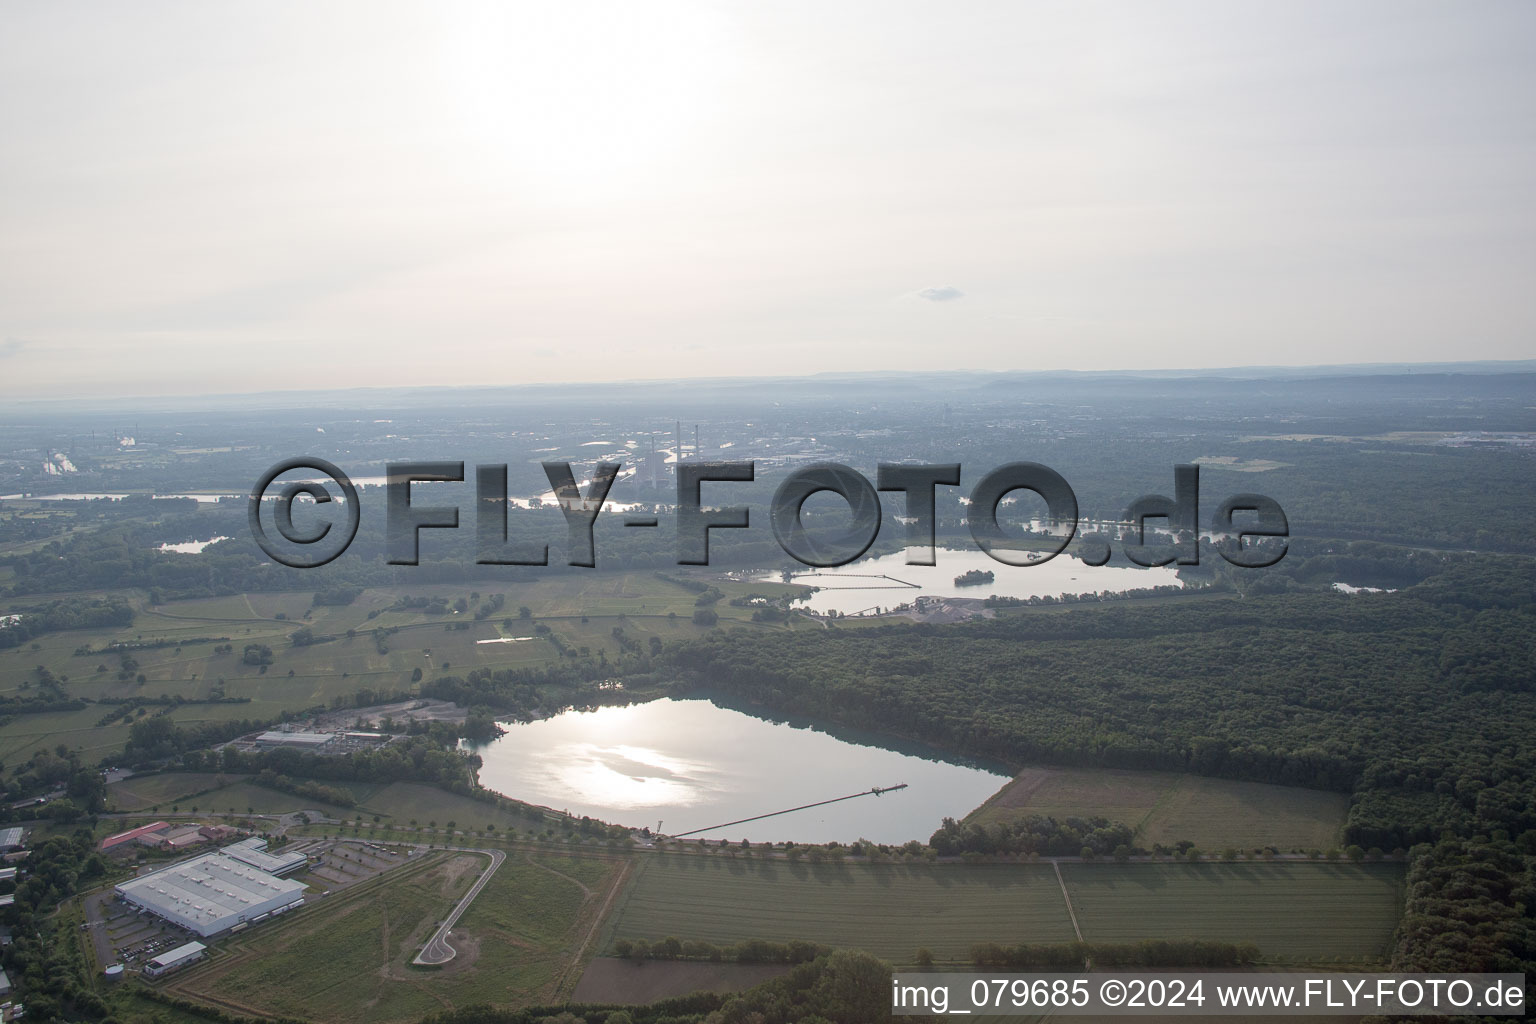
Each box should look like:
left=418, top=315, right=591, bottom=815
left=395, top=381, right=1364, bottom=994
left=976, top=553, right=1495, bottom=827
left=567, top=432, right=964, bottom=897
left=917, top=286, right=964, bottom=302
left=0, top=337, right=25, bottom=358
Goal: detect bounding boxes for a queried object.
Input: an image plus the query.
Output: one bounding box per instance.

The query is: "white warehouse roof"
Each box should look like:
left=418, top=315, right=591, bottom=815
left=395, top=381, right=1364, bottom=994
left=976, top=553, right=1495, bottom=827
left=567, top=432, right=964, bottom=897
left=148, top=940, right=206, bottom=970
left=254, top=731, right=333, bottom=746
left=116, top=853, right=305, bottom=937
left=220, top=836, right=307, bottom=875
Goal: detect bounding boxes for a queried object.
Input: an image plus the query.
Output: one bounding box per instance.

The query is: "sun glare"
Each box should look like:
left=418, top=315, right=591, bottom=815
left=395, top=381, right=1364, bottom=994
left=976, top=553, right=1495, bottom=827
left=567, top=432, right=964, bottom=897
left=436, top=2, right=735, bottom=198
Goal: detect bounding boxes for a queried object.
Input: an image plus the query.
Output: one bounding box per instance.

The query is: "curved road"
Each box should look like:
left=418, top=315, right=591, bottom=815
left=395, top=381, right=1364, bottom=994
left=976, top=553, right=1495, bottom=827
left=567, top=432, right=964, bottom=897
left=412, top=847, right=506, bottom=966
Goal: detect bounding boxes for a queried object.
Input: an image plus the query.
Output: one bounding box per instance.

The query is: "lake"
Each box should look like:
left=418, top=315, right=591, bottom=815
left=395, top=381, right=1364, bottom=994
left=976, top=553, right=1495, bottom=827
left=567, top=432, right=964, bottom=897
left=157, top=536, right=230, bottom=554
left=468, top=696, right=1010, bottom=844
left=0, top=491, right=230, bottom=503
left=748, top=547, right=1183, bottom=616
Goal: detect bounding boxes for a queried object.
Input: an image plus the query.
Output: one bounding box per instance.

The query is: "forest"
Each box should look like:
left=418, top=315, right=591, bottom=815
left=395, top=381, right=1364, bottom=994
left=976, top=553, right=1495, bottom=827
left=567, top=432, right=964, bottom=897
left=665, top=556, right=1535, bottom=849
left=658, top=554, right=1536, bottom=980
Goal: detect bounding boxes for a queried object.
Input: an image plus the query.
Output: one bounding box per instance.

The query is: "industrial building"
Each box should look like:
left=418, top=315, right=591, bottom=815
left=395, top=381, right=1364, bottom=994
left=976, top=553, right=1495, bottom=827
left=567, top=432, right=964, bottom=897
left=101, top=821, right=237, bottom=853
left=0, top=828, right=23, bottom=853
left=100, top=821, right=171, bottom=851
left=219, top=836, right=306, bottom=876
left=143, top=941, right=207, bottom=977
left=252, top=730, right=335, bottom=749
left=159, top=824, right=208, bottom=850
left=116, top=851, right=305, bottom=937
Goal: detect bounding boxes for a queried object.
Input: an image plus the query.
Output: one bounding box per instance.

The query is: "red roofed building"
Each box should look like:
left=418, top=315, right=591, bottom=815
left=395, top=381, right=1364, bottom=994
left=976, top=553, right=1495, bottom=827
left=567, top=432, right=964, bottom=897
left=99, top=821, right=170, bottom=851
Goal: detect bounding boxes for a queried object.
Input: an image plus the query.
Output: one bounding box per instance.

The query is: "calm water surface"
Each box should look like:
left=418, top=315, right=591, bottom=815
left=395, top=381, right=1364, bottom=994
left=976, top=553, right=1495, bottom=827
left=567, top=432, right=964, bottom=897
left=157, top=536, right=230, bottom=554
left=469, top=697, right=1010, bottom=844
left=750, top=547, right=1182, bottom=615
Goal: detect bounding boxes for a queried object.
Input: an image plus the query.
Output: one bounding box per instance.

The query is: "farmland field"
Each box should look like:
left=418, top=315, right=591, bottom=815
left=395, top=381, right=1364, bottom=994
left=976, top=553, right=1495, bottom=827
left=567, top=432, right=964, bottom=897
left=606, top=854, right=1078, bottom=961
left=173, top=848, right=627, bottom=1023
left=0, top=570, right=812, bottom=764
left=1062, top=861, right=1404, bottom=961
left=967, top=765, right=1349, bottom=852
left=573, top=960, right=792, bottom=1005
left=607, top=855, right=1403, bottom=966
left=343, top=780, right=552, bottom=832
left=145, top=779, right=363, bottom=820
left=106, top=775, right=554, bottom=832
left=103, top=771, right=241, bottom=811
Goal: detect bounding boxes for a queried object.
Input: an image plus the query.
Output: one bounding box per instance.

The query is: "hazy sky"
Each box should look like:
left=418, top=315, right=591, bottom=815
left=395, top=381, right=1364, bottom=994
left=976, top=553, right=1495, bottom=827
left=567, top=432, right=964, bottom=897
left=2, top=1, right=1533, bottom=398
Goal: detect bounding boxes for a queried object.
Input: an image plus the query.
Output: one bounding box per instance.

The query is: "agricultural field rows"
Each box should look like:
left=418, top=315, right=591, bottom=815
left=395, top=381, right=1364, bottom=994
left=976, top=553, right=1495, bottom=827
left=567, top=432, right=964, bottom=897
left=607, top=855, right=1404, bottom=965
left=968, top=764, right=1349, bottom=852
left=607, top=855, right=1079, bottom=961
left=1061, top=861, right=1404, bottom=960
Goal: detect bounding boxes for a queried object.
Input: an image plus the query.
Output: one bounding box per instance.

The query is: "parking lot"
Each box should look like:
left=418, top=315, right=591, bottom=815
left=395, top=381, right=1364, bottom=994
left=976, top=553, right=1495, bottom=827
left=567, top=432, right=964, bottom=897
left=303, top=839, right=413, bottom=889
left=82, top=838, right=419, bottom=974
left=83, top=889, right=203, bottom=973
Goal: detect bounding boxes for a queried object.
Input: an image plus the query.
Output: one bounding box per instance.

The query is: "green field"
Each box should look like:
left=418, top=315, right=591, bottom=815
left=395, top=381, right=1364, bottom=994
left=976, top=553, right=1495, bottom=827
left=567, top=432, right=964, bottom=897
left=607, top=855, right=1078, bottom=961
left=341, top=780, right=551, bottom=832
left=0, top=570, right=811, bottom=763
left=103, top=771, right=240, bottom=811
left=107, top=775, right=556, bottom=832
left=967, top=765, right=1349, bottom=852
left=607, top=855, right=1403, bottom=965
left=174, top=848, right=626, bottom=1023
left=1063, top=861, right=1404, bottom=960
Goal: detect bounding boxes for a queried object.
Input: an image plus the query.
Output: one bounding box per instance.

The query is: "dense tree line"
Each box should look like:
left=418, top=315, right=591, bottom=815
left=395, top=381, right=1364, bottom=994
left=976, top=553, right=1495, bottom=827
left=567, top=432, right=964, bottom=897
left=123, top=713, right=279, bottom=763
left=170, top=732, right=478, bottom=790
left=252, top=769, right=356, bottom=807
left=612, top=936, right=832, bottom=964
left=971, top=939, right=1260, bottom=969
left=0, top=746, right=106, bottom=817
left=929, top=814, right=1135, bottom=858
left=0, top=595, right=134, bottom=649
left=421, top=662, right=654, bottom=721
left=1389, top=837, right=1535, bottom=976
left=0, top=696, right=89, bottom=715
left=0, top=829, right=113, bottom=1022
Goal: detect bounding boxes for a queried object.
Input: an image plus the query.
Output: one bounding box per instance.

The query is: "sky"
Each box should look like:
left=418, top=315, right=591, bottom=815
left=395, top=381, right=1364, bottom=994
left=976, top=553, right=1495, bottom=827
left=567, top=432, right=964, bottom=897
left=2, top=0, right=1534, bottom=399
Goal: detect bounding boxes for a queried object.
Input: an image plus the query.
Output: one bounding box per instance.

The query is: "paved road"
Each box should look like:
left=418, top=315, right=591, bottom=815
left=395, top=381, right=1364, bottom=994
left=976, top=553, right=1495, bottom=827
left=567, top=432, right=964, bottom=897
left=411, top=847, right=506, bottom=966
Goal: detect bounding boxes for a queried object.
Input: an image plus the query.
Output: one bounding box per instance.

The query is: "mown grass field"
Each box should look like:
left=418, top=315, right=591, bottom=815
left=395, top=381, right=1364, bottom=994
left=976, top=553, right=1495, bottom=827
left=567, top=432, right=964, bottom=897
left=341, top=780, right=550, bottom=832
left=608, top=855, right=1403, bottom=966
left=106, top=776, right=555, bottom=833
left=606, top=854, right=1078, bottom=961
left=967, top=765, right=1349, bottom=852
left=1062, top=861, right=1404, bottom=961
left=172, top=848, right=626, bottom=1024
left=0, top=570, right=810, bottom=763
left=103, top=771, right=240, bottom=811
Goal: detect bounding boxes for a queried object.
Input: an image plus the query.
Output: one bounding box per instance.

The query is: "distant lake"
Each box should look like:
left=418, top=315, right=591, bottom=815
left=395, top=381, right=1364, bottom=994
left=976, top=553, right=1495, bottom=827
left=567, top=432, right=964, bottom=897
left=0, top=491, right=229, bottom=503
left=157, top=536, right=230, bottom=554
left=468, top=696, right=1010, bottom=844
left=748, top=547, right=1183, bottom=616
left=1333, top=582, right=1398, bottom=595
